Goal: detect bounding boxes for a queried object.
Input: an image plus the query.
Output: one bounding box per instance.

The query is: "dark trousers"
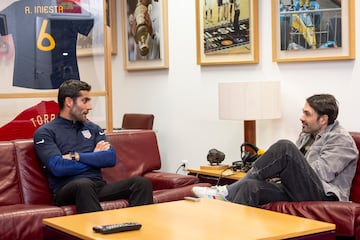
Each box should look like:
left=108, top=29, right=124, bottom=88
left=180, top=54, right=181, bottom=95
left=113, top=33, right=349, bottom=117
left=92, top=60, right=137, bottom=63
left=54, top=176, right=153, bottom=213
left=226, top=140, right=330, bottom=207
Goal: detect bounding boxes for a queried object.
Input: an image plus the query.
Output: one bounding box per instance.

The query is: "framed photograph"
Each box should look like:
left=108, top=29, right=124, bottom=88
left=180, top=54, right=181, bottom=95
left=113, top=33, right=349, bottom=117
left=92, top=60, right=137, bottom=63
left=77, top=0, right=118, bottom=57
left=196, top=0, right=259, bottom=65
left=272, top=0, right=355, bottom=62
left=121, top=0, right=169, bottom=71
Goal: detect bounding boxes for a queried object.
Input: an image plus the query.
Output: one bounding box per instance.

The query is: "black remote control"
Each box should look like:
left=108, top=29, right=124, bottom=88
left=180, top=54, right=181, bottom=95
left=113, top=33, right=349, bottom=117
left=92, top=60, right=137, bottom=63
left=93, top=222, right=142, bottom=234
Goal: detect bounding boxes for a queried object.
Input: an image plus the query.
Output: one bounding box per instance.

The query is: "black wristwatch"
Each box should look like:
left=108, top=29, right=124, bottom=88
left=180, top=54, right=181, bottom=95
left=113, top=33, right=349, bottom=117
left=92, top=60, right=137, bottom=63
left=70, top=151, right=76, bottom=161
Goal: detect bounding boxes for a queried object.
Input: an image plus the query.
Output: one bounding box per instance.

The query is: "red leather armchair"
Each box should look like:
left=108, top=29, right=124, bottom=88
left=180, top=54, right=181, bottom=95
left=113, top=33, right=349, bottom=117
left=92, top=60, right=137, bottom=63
left=121, top=113, right=154, bottom=130
left=262, top=132, right=360, bottom=239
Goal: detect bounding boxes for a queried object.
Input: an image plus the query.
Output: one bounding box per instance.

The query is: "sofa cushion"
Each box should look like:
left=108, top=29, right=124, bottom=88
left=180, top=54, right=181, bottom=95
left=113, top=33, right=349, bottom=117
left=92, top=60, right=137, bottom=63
left=0, top=142, right=22, bottom=205
left=0, top=204, right=64, bottom=240
left=262, top=201, right=360, bottom=237
left=144, top=171, right=199, bottom=190
left=14, top=140, right=53, bottom=205
left=103, top=131, right=161, bottom=182
left=153, top=183, right=211, bottom=203
left=60, top=199, right=129, bottom=216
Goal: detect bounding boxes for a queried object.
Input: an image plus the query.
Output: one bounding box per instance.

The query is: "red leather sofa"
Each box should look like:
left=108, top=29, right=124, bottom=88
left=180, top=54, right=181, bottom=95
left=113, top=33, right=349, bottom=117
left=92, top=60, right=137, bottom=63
left=0, top=130, right=210, bottom=240
left=262, top=132, right=360, bottom=239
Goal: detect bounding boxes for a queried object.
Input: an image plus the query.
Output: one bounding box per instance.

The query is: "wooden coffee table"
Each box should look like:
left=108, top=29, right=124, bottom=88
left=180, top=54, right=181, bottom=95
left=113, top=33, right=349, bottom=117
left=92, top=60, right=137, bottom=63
left=43, top=198, right=335, bottom=239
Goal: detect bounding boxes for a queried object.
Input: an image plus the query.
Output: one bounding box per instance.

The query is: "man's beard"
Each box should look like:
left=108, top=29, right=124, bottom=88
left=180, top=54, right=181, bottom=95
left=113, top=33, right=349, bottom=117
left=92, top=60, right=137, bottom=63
left=70, top=108, right=87, bottom=122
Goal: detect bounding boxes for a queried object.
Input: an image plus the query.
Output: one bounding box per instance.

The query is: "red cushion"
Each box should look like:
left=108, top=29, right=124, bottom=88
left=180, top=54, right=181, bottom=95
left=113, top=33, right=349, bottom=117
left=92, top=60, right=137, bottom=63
left=102, top=130, right=161, bottom=182
left=350, top=132, right=360, bottom=203
left=0, top=142, right=22, bottom=205
left=14, top=140, right=52, bottom=205
left=263, top=201, right=360, bottom=237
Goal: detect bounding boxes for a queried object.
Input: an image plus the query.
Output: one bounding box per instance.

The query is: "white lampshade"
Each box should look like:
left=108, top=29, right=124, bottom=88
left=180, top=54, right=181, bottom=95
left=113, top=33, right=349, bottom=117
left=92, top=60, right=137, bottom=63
left=218, top=82, right=281, bottom=121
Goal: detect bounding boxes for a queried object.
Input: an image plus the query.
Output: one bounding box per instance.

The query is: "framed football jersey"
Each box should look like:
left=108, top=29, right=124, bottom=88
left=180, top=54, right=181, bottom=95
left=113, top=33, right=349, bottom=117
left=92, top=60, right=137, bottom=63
left=1, top=0, right=94, bottom=89
left=0, top=0, right=113, bottom=131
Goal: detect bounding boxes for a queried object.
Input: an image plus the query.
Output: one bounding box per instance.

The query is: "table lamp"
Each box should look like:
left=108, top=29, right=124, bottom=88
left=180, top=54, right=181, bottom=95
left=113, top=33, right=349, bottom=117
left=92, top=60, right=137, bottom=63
left=218, top=81, right=281, bottom=146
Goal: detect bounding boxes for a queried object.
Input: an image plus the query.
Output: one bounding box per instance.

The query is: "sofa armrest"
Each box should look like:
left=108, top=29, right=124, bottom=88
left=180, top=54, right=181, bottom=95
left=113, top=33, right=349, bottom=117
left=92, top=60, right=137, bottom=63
left=143, top=171, right=199, bottom=190
left=262, top=201, right=360, bottom=237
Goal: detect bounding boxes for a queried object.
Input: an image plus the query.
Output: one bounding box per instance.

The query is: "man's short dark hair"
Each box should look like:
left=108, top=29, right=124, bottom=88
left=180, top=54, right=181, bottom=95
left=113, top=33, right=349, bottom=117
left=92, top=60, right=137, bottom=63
left=58, top=80, right=91, bottom=110
left=306, top=94, right=338, bottom=124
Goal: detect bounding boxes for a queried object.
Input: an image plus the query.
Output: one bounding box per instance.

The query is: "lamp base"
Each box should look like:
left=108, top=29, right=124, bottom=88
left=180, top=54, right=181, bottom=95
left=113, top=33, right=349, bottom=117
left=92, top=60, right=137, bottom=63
left=244, top=120, right=256, bottom=145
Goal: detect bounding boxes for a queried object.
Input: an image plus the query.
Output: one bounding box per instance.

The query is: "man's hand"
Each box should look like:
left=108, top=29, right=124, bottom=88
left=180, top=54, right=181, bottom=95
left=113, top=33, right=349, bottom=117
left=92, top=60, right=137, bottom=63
left=94, top=140, right=111, bottom=152
left=62, top=153, right=72, bottom=160
left=62, top=152, right=79, bottom=161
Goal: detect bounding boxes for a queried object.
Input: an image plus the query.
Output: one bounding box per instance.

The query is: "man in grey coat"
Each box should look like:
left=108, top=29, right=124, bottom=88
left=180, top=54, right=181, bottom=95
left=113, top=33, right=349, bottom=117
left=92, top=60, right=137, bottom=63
left=193, top=94, right=358, bottom=206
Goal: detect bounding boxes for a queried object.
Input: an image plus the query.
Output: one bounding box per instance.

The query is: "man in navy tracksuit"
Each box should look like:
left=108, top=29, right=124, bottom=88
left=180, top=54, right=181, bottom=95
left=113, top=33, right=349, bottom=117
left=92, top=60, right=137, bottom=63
left=34, top=80, right=153, bottom=213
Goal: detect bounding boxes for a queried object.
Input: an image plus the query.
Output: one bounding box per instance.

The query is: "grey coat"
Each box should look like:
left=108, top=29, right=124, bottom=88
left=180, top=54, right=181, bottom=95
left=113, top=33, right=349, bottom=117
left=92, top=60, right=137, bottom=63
left=296, top=120, right=358, bottom=201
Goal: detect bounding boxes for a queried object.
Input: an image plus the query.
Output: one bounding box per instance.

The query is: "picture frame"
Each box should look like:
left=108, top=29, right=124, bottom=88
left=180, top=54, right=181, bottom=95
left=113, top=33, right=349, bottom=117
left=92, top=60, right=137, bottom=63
left=0, top=0, right=112, bottom=130
left=272, top=0, right=355, bottom=62
left=77, top=0, right=118, bottom=57
left=121, top=0, right=169, bottom=71
left=196, top=0, right=259, bottom=65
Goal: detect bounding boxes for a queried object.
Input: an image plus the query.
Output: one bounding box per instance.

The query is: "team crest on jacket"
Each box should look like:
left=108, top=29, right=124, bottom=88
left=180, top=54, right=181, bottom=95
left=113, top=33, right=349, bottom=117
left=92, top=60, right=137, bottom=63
left=81, top=130, right=91, bottom=139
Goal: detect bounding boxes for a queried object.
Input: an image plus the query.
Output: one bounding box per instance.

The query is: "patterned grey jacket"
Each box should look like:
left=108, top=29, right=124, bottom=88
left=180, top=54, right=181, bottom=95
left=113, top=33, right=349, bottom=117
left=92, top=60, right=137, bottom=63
left=296, top=120, right=358, bottom=201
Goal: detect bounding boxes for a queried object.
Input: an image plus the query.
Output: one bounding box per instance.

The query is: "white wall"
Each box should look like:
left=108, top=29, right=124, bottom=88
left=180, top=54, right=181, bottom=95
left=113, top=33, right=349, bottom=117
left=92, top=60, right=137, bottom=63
left=111, top=1, right=360, bottom=173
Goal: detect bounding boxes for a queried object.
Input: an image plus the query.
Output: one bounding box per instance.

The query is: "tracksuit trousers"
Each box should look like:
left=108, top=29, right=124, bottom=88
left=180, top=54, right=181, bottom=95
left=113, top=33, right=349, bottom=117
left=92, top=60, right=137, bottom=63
left=54, top=176, right=153, bottom=213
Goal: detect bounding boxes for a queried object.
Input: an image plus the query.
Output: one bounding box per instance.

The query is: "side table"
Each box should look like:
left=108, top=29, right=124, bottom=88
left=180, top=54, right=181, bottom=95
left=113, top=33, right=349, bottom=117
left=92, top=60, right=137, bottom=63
left=188, top=167, right=245, bottom=185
